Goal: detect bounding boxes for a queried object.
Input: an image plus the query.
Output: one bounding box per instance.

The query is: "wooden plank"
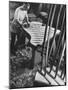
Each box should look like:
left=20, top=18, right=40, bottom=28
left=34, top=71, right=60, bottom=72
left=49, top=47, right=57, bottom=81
left=45, top=73, right=58, bottom=85
left=35, top=72, right=49, bottom=84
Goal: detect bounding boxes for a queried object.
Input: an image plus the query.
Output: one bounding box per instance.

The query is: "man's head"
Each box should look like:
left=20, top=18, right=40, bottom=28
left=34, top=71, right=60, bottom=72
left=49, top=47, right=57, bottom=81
left=26, top=3, right=30, bottom=10
left=21, top=3, right=30, bottom=11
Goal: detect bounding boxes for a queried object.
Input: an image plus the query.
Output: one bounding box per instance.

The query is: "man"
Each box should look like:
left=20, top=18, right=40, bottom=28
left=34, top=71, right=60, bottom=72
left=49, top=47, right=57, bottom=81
left=10, top=3, right=30, bottom=55
left=14, top=3, right=30, bottom=25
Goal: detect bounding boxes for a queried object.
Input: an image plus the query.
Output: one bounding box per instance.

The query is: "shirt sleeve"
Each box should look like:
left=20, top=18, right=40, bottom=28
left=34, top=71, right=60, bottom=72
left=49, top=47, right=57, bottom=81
left=14, top=6, right=21, bottom=21
left=15, top=8, right=22, bottom=24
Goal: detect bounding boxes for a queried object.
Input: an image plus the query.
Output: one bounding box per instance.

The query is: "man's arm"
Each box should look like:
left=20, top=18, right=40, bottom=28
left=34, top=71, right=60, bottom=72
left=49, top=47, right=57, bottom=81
left=25, top=11, right=30, bottom=24
left=14, top=5, right=24, bottom=22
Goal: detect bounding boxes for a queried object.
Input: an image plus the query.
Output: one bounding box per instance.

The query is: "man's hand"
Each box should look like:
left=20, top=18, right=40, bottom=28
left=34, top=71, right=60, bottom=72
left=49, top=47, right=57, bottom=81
left=23, top=23, right=30, bottom=28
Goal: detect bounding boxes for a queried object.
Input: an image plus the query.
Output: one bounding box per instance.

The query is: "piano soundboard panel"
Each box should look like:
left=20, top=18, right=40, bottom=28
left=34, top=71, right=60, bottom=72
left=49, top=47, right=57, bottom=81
left=24, top=21, right=60, bottom=46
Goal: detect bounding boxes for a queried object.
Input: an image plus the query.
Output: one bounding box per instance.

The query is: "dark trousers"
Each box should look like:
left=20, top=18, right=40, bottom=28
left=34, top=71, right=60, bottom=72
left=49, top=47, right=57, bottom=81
left=10, top=32, right=17, bottom=55
left=10, top=31, right=25, bottom=55
left=10, top=19, right=26, bottom=55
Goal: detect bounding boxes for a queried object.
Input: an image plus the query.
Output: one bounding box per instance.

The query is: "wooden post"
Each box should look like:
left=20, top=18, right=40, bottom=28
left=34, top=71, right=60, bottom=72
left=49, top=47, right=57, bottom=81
left=49, top=5, right=63, bottom=58
left=41, top=4, right=53, bottom=70
left=54, top=11, right=65, bottom=58
left=45, top=5, right=57, bottom=67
